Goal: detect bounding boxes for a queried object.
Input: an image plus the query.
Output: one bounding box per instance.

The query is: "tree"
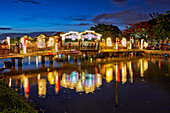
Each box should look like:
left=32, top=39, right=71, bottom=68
left=152, top=11, right=170, bottom=41
left=123, top=22, right=154, bottom=41
left=90, top=24, right=121, bottom=42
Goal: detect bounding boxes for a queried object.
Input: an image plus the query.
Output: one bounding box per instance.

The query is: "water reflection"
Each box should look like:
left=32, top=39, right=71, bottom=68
left=38, top=78, right=46, bottom=98
left=2, top=58, right=170, bottom=113
left=2, top=58, right=152, bottom=99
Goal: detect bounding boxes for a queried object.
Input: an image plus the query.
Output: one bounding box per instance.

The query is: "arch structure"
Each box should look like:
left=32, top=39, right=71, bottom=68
left=79, top=30, right=102, bottom=49
left=79, top=30, right=101, bottom=41
left=60, top=31, right=80, bottom=46
left=60, top=30, right=102, bottom=49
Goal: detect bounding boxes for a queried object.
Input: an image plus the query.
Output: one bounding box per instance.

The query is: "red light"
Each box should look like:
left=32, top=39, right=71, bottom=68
left=94, top=39, right=97, bottom=43
left=56, top=39, right=59, bottom=42
left=117, top=69, right=120, bottom=82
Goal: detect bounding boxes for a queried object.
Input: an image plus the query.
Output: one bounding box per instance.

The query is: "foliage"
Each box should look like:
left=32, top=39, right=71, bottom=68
left=10, top=37, right=21, bottom=44
left=0, top=81, right=37, bottom=113
left=152, top=11, right=170, bottom=41
left=122, top=11, right=170, bottom=42
left=123, top=22, right=154, bottom=40
left=90, top=24, right=121, bottom=42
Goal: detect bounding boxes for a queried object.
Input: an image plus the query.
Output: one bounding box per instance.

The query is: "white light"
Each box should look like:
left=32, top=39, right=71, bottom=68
left=106, top=37, right=112, bottom=46
left=72, top=38, right=75, bottom=41
left=141, top=39, right=144, bottom=49
left=122, top=38, right=126, bottom=47
left=144, top=42, right=148, bottom=48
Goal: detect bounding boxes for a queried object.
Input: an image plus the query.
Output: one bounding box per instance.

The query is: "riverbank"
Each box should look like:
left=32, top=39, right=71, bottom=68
left=0, top=80, right=37, bottom=113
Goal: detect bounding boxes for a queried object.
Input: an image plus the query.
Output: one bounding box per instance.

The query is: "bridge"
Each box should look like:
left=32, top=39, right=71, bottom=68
left=1, top=44, right=169, bottom=69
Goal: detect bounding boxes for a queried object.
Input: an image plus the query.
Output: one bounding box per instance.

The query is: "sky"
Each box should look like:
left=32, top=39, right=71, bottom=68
left=0, top=0, right=169, bottom=34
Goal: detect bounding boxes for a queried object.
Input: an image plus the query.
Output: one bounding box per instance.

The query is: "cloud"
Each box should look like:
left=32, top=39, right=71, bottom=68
left=92, top=9, right=149, bottom=25
left=18, top=0, right=40, bottom=5
left=0, top=28, right=12, bottom=30
left=145, top=0, right=170, bottom=5
left=109, top=0, right=128, bottom=6
left=73, top=19, right=87, bottom=21
left=67, top=23, right=92, bottom=26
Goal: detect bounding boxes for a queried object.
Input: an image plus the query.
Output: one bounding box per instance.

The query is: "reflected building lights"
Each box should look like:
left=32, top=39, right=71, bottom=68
left=37, top=74, right=41, bottom=83
left=121, top=63, right=127, bottom=84
left=158, top=60, right=161, bottom=69
left=38, top=79, right=46, bottom=97
left=9, top=78, right=12, bottom=87
left=96, top=74, right=102, bottom=88
left=106, top=67, right=113, bottom=83
left=59, top=70, right=102, bottom=94
left=36, top=56, right=38, bottom=67
left=28, top=56, right=31, bottom=65
left=23, top=76, right=29, bottom=99
left=38, top=56, right=41, bottom=62
left=140, top=59, right=144, bottom=77
left=128, top=61, right=133, bottom=83
left=143, top=60, right=148, bottom=71
left=76, top=79, right=84, bottom=92
left=54, top=71, right=60, bottom=93
left=60, top=73, right=68, bottom=88
left=140, top=59, right=149, bottom=77
left=48, top=72, right=55, bottom=85
left=115, top=64, right=120, bottom=82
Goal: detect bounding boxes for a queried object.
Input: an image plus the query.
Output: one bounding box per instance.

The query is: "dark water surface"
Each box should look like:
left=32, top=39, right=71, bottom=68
left=1, top=56, right=170, bottom=113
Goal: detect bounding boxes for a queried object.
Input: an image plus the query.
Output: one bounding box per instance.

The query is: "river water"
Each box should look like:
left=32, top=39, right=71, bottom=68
left=0, top=56, right=170, bottom=113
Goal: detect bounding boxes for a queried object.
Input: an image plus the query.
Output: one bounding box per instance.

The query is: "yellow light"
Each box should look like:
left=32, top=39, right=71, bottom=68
left=121, top=63, right=127, bottom=84
left=106, top=67, right=113, bottom=83
left=144, top=42, right=148, bottom=48
left=48, top=72, right=55, bottom=85
left=47, top=37, right=54, bottom=47
left=38, top=79, right=46, bottom=97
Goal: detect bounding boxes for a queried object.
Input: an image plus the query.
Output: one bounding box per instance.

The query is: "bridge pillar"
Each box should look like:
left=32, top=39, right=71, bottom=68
left=49, top=56, right=53, bottom=68
left=65, top=55, right=68, bottom=61
left=49, top=56, right=53, bottom=64
left=74, top=56, right=77, bottom=62
left=18, top=57, right=22, bottom=66
left=11, top=58, right=15, bottom=67
left=41, top=56, right=45, bottom=68
left=41, top=56, right=45, bottom=64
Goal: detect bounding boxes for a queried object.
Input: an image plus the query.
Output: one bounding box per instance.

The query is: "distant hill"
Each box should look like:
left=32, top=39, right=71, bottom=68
left=0, top=31, right=56, bottom=40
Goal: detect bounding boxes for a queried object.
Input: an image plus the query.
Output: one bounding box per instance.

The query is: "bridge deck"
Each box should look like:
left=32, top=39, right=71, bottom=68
left=0, top=49, right=169, bottom=59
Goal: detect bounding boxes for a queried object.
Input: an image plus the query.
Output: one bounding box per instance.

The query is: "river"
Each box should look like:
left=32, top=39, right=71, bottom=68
left=0, top=56, right=170, bottom=113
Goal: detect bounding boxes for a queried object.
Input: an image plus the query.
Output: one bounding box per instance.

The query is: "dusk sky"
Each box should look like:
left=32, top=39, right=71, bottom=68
left=0, top=0, right=169, bottom=34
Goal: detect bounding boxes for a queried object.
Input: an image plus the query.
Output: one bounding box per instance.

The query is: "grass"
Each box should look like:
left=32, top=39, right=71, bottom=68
left=0, top=81, right=37, bottom=113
